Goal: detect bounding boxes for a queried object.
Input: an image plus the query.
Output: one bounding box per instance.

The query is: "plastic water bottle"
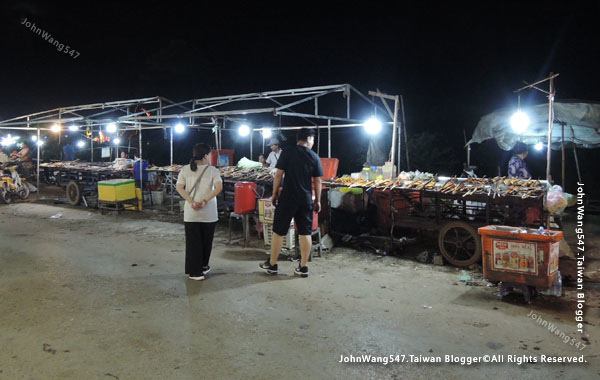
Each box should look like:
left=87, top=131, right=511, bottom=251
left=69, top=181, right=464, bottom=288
left=541, top=271, right=562, bottom=297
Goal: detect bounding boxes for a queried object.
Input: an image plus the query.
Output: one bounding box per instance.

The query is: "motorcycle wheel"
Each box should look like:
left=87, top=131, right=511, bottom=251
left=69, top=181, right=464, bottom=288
left=18, top=184, right=30, bottom=200
left=0, top=187, right=11, bottom=204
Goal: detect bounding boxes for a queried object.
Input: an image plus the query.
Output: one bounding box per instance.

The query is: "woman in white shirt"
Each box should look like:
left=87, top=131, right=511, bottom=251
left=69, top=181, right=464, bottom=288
left=176, top=143, right=223, bottom=280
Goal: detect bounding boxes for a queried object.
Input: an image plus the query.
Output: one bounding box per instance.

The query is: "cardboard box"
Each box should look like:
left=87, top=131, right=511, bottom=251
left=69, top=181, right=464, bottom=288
left=258, top=198, right=276, bottom=223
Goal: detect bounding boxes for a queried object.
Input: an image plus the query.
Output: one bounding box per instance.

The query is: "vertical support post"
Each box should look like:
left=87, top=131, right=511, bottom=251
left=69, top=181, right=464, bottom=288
left=571, top=126, right=582, bottom=184
left=573, top=145, right=582, bottom=184
left=219, top=125, right=223, bottom=151
left=192, top=102, right=196, bottom=127
left=561, top=124, right=565, bottom=189
left=91, top=125, right=94, bottom=162
left=401, top=95, right=409, bottom=171
left=317, top=125, right=320, bottom=155
left=314, top=98, right=318, bottom=115
left=138, top=123, right=143, bottom=195
left=327, top=119, right=331, bottom=159
left=546, top=73, right=554, bottom=182
left=346, top=85, right=351, bottom=119
left=463, top=129, right=471, bottom=168
left=36, top=125, right=40, bottom=195
left=58, top=110, right=62, bottom=160
left=391, top=96, right=399, bottom=171
left=170, top=125, right=174, bottom=212
left=158, top=98, right=162, bottom=123
left=250, top=130, right=253, bottom=161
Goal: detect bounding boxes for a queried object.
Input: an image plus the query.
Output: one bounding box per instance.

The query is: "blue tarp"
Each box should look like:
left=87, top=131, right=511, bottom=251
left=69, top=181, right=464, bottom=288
left=468, top=102, right=600, bottom=150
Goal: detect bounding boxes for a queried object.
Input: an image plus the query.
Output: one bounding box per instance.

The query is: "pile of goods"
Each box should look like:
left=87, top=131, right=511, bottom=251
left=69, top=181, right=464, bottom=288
left=147, top=164, right=182, bottom=172
left=327, top=174, right=546, bottom=199
left=39, top=161, right=130, bottom=172
left=218, top=166, right=274, bottom=182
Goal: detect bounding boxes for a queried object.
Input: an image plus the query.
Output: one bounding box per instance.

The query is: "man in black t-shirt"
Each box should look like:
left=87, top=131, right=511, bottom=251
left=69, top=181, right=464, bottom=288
left=260, top=128, right=324, bottom=278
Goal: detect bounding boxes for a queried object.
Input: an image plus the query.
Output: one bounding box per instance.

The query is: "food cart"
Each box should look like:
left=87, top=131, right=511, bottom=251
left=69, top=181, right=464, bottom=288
left=479, top=225, right=563, bottom=302
left=326, top=175, right=549, bottom=267
left=40, top=161, right=133, bottom=206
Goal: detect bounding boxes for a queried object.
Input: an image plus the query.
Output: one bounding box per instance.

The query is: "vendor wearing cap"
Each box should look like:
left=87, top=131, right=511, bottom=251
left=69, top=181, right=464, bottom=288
left=265, top=138, right=282, bottom=168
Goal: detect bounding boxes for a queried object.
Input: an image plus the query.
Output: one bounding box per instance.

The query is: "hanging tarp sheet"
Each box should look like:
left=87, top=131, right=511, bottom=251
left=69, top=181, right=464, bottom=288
left=468, top=102, right=600, bottom=151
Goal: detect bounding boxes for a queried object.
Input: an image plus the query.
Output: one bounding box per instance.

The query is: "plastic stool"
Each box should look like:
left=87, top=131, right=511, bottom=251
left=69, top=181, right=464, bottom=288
left=229, top=212, right=251, bottom=247
left=295, top=228, right=322, bottom=262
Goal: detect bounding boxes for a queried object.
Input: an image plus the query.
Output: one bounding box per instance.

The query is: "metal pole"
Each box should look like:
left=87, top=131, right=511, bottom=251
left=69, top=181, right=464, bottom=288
left=138, top=123, right=143, bottom=199
left=327, top=119, right=331, bottom=158
left=561, top=124, right=565, bottom=189
left=36, top=126, right=40, bottom=195
left=346, top=85, right=351, bottom=119
left=573, top=145, right=582, bottom=184
left=391, top=96, right=399, bottom=170
left=250, top=130, right=253, bottom=160
left=91, top=127, right=94, bottom=162
left=170, top=125, right=174, bottom=212
left=546, top=73, right=554, bottom=182
left=401, top=95, right=409, bottom=171
left=317, top=125, right=320, bottom=155
left=570, top=126, right=582, bottom=184
left=58, top=110, right=62, bottom=160
left=463, top=130, right=471, bottom=168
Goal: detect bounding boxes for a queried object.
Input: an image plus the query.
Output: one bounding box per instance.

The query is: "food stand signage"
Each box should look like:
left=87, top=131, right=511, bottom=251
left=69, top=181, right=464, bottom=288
left=491, top=239, right=538, bottom=275
left=548, top=242, right=559, bottom=275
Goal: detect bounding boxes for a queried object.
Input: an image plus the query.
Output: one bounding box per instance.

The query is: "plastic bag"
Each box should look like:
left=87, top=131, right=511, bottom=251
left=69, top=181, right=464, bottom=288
left=237, top=157, right=263, bottom=169
left=545, top=185, right=568, bottom=215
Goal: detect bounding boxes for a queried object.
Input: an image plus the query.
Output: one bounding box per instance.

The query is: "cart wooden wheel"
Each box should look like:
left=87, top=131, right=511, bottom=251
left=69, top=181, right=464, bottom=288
left=66, top=180, right=81, bottom=206
left=438, top=221, right=481, bottom=267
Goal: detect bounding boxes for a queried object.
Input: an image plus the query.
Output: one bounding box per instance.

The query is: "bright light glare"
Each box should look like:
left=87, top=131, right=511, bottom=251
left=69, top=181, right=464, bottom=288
left=510, top=111, right=530, bottom=134
left=238, top=124, right=250, bottom=137
left=51, top=124, right=61, bottom=133
left=68, top=125, right=79, bottom=131
left=1, top=134, right=20, bottom=147
left=113, top=138, right=121, bottom=145
left=534, top=142, right=543, bottom=151
left=262, top=128, right=272, bottom=139
left=31, top=135, right=38, bottom=141
left=37, top=140, right=44, bottom=147
left=106, top=122, right=117, bottom=133
left=364, top=117, right=382, bottom=135
left=77, top=140, right=86, bottom=148
left=174, top=123, right=185, bottom=134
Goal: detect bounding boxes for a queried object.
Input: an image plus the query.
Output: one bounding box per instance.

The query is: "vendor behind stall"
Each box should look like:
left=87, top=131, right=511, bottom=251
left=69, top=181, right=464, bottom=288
left=62, top=142, right=75, bottom=161
left=508, top=142, right=531, bottom=179
left=266, top=138, right=282, bottom=168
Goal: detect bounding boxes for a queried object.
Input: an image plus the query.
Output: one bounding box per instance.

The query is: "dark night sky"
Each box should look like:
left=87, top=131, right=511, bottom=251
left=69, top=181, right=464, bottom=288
left=1, top=1, right=599, bottom=194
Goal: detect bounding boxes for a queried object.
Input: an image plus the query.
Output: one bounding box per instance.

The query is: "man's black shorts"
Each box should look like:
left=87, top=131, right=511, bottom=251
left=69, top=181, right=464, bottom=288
left=272, top=200, right=313, bottom=236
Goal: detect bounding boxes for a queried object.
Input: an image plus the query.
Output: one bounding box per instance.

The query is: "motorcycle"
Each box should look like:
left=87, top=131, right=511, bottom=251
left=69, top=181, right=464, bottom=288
left=0, top=165, right=30, bottom=204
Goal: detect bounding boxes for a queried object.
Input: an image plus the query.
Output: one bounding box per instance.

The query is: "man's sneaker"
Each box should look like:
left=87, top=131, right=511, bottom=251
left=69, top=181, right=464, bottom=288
left=202, top=266, right=211, bottom=275
left=188, top=274, right=205, bottom=281
left=259, top=260, right=278, bottom=275
left=294, top=265, right=309, bottom=278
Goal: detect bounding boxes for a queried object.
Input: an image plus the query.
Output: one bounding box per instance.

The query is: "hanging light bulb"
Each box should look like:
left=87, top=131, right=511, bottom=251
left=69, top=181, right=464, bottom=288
left=510, top=95, right=530, bottom=134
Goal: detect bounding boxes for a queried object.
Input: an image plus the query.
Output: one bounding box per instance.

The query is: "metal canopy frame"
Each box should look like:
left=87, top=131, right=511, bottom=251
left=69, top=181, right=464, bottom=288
left=0, top=84, right=404, bottom=211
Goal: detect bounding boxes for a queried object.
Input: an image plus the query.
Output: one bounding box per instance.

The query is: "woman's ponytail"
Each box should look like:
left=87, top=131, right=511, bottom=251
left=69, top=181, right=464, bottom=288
left=190, top=143, right=212, bottom=172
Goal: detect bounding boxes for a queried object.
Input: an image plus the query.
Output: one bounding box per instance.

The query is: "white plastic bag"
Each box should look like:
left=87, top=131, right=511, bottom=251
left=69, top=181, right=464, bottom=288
left=546, top=185, right=568, bottom=214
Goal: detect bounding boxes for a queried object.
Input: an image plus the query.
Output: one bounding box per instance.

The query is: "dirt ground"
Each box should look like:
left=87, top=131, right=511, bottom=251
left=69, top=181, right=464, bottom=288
left=1, top=202, right=599, bottom=380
